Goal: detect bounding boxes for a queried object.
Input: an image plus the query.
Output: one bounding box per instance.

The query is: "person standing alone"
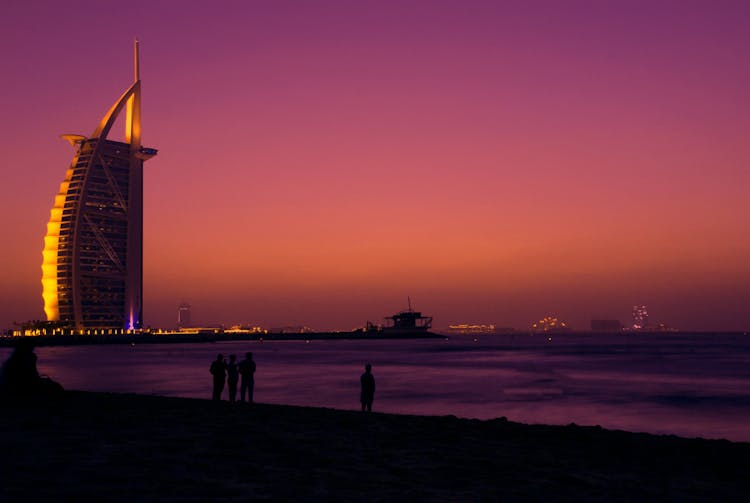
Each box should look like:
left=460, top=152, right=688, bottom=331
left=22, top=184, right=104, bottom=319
left=238, top=352, right=256, bottom=403
left=210, top=353, right=227, bottom=401
left=360, top=363, right=375, bottom=412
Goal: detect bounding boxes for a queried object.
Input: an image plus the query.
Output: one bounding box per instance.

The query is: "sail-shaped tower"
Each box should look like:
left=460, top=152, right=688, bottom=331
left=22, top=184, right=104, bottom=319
left=41, top=41, right=157, bottom=330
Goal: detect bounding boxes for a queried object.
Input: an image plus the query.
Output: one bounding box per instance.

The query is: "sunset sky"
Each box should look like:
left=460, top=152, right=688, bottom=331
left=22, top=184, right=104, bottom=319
left=1, top=0, right=749, bottom=331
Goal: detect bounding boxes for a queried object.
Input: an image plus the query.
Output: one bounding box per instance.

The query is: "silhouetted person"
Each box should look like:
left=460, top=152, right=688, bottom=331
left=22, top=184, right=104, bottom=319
left=360, top=363, right=375, bottom=412
left=238, top=352, right=256, bottom=403
left=209, top=353, right=227, bottom=401
left=227, top=354, right=239, bottom=403
left=0, top=339, right=63, bottom=399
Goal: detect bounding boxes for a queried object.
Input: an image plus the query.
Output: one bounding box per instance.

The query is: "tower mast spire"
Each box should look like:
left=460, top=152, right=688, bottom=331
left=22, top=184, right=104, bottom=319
left=134, top=38, right=140, bottom=82
left=125, top=38, right=142, bottom=148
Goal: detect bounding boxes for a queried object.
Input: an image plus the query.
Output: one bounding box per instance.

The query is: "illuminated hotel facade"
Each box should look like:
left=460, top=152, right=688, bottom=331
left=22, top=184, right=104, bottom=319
left=41, top=41, right=157, bottom=330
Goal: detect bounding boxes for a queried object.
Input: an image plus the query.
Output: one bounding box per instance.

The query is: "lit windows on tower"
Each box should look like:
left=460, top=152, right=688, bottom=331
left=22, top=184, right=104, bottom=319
left=632, top=305, right=648, bottom=330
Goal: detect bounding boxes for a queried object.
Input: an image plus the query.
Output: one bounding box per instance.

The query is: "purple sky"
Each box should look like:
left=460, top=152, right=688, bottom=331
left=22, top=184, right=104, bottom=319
left=1, top=1, right=749, bottom=330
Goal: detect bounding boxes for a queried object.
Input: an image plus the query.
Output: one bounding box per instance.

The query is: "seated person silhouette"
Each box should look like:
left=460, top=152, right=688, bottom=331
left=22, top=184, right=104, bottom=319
left=0, top=339, right=63, bottom=399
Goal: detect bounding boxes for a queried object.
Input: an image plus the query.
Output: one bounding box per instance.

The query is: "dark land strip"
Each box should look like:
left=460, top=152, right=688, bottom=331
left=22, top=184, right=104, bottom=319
left=0, top=391, right=748, bottom=501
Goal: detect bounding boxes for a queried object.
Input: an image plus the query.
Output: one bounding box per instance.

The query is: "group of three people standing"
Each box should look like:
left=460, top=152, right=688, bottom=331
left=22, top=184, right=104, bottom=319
left=210, top=352, right=256, bottom=403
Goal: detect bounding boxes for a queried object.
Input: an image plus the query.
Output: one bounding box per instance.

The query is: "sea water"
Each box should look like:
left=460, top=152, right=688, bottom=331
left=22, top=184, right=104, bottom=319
left=6, top=333, right=750, bottom=442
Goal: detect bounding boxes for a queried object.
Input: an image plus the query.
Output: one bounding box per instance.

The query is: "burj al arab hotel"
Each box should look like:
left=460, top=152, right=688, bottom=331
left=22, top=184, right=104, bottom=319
left=42, top=41, right=157, bottom=331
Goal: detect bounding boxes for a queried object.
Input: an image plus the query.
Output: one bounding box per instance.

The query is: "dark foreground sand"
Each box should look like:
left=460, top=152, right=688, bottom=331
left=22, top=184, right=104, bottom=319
left=1, top=392, right=748, bottom=502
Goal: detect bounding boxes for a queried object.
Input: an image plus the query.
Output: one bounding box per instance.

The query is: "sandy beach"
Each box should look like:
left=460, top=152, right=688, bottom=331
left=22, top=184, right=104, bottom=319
left=1, top=391, right=748, bottom=501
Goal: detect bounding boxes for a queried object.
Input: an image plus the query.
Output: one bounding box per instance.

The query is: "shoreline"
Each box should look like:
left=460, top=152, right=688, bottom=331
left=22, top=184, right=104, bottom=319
left=1, top=329, right=748, bottom=348
left=0, top=330, right=445, bottom=347
left=1, top=390, right=748, bottom=501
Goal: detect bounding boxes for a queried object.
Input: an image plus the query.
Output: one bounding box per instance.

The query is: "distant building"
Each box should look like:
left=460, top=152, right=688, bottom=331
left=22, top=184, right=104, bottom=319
left=41, top=41, right=157, bottom=330
left=178, top=303, right=192, bottom=328
left=591, top=319, right=623, bottom=332
left=632, top=305, right=649, bottom=330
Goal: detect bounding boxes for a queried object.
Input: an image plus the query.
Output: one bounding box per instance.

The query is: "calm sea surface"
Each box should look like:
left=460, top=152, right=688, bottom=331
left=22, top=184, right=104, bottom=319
left=7, top=334, right=750, bottom=442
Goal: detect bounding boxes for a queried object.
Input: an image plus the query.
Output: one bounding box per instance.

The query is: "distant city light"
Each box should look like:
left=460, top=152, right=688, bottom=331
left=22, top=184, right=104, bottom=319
left=532, top=316, right=568, bottom=332
left=447, top=324, right=496, bottom=334
left=632, top=305, right=649, bottom=330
